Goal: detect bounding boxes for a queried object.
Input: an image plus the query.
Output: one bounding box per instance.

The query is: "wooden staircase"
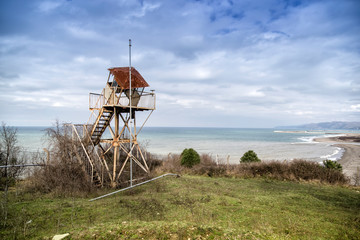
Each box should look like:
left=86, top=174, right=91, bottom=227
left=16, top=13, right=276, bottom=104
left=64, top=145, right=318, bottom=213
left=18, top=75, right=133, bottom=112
left=91, top=108, right=114, bottom=145
left=92, top=169, right=102, bottom=187
left=69, top=124, right=105, bottom=187
left=82, top=155, right=103, bottom=187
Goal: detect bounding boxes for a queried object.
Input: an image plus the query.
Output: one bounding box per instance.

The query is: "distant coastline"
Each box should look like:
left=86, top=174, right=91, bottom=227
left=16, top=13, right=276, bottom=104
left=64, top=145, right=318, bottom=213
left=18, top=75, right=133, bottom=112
left=274, top=130, right=343, bottom=134
left=276, top=121, right=360, bottom=130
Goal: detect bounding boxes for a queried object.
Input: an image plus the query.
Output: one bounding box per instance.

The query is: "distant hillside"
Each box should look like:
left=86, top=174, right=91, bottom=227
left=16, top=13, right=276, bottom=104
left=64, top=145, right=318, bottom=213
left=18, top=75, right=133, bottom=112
left=276, top=121, right=360, bottom=130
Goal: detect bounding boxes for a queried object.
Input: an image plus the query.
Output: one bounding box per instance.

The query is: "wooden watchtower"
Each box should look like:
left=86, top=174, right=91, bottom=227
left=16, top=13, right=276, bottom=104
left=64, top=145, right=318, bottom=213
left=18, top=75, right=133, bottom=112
left=86, top=66, right=155, bottom=187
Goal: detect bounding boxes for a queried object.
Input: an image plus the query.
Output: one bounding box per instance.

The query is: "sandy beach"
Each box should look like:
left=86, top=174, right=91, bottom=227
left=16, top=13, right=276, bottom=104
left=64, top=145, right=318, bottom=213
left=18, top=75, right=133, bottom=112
left=315, top=134, right=360, bottom=184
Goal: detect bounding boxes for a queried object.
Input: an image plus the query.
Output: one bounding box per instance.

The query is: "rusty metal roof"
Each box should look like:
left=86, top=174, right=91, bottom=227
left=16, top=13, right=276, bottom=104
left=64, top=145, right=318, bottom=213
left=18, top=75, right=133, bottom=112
left=108, top=67, right=149, bottom=89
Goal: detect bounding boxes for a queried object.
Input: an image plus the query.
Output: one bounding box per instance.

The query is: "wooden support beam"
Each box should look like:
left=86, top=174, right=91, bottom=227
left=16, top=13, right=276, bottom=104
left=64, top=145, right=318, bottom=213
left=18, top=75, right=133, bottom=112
left=119, top=113, right=136, bottom=140
left=137, top=144, right=149, bottom=172
left=113, top=107, right=119, bottom=186
left=119, top=144, right=147, bottom=172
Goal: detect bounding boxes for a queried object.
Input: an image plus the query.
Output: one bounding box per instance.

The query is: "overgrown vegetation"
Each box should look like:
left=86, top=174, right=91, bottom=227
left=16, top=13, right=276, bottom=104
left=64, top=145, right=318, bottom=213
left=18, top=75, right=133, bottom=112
left=240, top=150, right=261, bottom=163
left=25, top=122, right=162, bottom=196
left=180, top=148, right=200, bottom=168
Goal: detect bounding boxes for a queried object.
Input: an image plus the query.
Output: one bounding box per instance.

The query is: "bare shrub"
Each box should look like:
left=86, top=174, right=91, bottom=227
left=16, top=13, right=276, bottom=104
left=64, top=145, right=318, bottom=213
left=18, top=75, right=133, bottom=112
left=27, top=122, right=93, bottom=196
left=288, top=160, right=347, bottom=184
left=145, top=154, right=163, bottom=173
left=352, top=167, right=360, bottom=186
left=200, top=153, right=217, bottom=166
left=155, top=153, right=218, bottom=176
left=289, top=160, right=321, bottom=180
left=28, top=158, right=93, bottom=196
left=231, top=161, right=290, bottom=179
left=155, top=153, right=182, bottom=174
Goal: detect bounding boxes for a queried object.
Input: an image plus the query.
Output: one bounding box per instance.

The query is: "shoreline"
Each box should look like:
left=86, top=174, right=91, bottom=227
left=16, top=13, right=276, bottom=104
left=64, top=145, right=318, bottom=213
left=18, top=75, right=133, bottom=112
left=314, top=134, right=360, bottom=183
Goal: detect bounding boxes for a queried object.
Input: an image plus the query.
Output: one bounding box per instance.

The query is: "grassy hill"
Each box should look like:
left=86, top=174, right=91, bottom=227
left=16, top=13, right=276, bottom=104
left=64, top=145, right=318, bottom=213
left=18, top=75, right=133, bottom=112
left=2, top=175, right=360, bottom=239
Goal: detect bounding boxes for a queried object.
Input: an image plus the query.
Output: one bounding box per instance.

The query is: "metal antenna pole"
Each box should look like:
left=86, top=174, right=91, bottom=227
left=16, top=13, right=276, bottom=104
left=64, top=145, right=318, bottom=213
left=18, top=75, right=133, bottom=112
left=129, top=39, right=133, bottom=187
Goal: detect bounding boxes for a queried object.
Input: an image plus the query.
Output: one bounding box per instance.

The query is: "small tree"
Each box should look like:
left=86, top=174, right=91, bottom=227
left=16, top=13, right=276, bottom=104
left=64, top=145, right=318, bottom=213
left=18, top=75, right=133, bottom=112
left=180, top=148, right=200, bottom=168
left=0, top=122, right=25, bottom=226
left=323, top=159, right=342, bottom=171
left=240, top=150, right=261, bottom=163
left=0, top=123, right=25, bottom=189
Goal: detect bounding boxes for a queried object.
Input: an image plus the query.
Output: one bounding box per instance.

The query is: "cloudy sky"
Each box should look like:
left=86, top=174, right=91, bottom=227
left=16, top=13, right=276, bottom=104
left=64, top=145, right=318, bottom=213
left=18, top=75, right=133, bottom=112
left=0, top=0, right=359, bottom=128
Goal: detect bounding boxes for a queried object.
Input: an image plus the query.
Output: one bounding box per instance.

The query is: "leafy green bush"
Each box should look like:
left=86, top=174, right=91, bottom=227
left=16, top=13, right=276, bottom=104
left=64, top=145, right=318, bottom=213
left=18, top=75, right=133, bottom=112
left=323, top=159, right=342, bottom=171
left=180, top=148, right=200, bottom=168
left=240, top=150, right=261, bottom=163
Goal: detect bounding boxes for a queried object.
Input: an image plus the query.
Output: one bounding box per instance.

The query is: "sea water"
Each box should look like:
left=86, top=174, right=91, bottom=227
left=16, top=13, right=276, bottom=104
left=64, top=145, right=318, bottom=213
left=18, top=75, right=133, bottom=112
left=16, top=126, right=48, bottom=153
left=138, top=128, right=347, bottom=163
left=15, top=126, right=357, bottom=164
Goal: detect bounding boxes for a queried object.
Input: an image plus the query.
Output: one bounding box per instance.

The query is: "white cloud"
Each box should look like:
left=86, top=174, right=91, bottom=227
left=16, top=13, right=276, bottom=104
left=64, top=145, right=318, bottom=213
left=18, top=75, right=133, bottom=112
left=287, top=110, right=314, bottom=116
left=63, top=23, right=101, bottom=39
left=0, top=0, right=359, bottom=127
left=38, top=1, right=63, bottom=13
left=247, top=90, right=265, bottom=97
left=73, top=56, right=110, bottom=65
left=52, top=102, right=64, bottom=107
left=351, top=104, right=360, bottom=111
left=128, top=2, right=161, bottom=18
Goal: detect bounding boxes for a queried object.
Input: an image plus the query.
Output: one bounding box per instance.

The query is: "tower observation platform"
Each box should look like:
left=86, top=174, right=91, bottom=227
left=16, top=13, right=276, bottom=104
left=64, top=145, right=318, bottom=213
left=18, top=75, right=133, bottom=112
left=89, top=67, right=155, bottom=112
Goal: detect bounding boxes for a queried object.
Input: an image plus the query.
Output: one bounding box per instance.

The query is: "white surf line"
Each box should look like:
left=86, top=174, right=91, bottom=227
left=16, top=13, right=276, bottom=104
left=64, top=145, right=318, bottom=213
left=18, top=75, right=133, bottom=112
left=320, top=147, right=344, bottom=161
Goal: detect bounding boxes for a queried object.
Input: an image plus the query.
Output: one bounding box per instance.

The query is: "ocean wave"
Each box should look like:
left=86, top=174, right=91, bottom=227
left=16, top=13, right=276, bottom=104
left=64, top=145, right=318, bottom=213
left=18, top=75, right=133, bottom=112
left=320, top=147, right=344, bottom=161
left=296, top=136, right=318, bottom=143
left=295, top=133, right=345, bottom=144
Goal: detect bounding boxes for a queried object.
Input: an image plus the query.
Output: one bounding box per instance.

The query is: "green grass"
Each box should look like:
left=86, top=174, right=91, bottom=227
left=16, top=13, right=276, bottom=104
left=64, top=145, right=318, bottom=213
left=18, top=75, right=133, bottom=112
left=1, top=176, right=360, bottom=239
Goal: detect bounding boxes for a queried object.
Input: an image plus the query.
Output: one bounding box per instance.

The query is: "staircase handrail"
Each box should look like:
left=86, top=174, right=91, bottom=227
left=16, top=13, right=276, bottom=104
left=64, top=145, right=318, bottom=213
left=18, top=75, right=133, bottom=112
left=84, top=125, right=112, bottom=181
left=70, top=124, right=94, bottom=170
